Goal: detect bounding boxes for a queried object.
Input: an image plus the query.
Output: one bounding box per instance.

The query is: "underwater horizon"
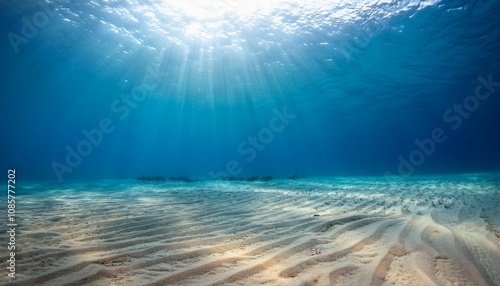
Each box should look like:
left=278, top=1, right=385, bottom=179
left=2, top=0, right=500, bottom=182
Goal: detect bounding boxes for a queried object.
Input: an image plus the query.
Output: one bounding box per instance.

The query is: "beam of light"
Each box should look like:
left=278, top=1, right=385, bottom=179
left=49, top=0, right=441, bottom=106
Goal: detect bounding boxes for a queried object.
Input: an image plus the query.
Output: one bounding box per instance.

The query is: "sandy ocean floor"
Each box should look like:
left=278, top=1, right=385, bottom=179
left=2, top=173, right=500, bottom=286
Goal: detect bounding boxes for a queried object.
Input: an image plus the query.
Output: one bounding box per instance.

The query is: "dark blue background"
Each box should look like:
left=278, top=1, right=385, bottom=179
left=1, top=0, right=500, bottom=182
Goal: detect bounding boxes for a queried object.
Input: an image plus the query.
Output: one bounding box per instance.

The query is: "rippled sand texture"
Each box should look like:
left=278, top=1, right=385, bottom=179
left=3, top=175, right=500, bottom=286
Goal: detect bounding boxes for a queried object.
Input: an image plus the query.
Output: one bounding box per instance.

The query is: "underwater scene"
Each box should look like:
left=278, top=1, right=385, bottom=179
left=1, top=0, right=500, bottom=285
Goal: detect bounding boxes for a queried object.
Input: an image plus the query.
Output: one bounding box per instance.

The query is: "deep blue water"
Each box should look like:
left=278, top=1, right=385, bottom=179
left=1, top=0, right=500, bottom=182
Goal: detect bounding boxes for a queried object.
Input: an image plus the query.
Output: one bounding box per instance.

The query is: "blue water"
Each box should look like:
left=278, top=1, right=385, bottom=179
left=1, top=0, right=500, bottom=182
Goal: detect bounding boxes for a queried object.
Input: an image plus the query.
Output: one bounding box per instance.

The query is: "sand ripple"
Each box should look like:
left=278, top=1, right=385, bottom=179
left=3, top=175, right=500, bottom=285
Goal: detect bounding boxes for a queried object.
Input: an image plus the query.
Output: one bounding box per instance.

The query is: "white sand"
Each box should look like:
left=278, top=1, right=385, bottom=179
left=3, top=173, right=500, bottom=286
